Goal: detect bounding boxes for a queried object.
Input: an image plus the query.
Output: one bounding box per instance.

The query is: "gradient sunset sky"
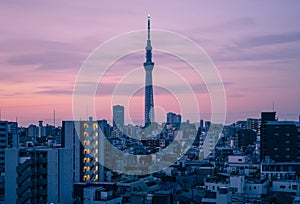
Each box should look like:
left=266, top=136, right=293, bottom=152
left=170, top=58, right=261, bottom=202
left=1, top=0, right=300, bottom=126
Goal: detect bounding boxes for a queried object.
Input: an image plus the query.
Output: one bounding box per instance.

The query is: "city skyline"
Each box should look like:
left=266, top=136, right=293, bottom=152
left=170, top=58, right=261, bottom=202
left=1, top=1, right=300, bottom=126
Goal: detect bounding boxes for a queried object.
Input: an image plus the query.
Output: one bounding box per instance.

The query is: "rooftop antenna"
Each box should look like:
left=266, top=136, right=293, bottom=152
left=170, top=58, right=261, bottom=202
left=53, top=109, right=56, bottom=127
left=272, top=100, right=275, bottom=111
left=0, top=107, right=1, bottom=121
left=16, top=116, right=18, bottom=123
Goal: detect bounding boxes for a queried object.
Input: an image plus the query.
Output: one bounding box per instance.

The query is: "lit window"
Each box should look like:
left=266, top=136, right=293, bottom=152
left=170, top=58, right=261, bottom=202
left=83, top=149, right=90, bottom=154
left=83, top=175, right=90, bottom=181
left=83, top=158, right=90, bottom=163
left=84, top=140, right=90, bottom=146
left=84, top=132, right=89, bottom=137
left=93, top=124, right=98, bottom=130
left=83, top=123, right=89, bottom=128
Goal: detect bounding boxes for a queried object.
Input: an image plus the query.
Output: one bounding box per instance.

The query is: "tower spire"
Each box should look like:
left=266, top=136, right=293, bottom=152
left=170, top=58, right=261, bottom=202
left=148, top=14, right=151, bottom=40
left=145, top=14, right=153, bottom=63
left=144, top=15, right=155, bottom=127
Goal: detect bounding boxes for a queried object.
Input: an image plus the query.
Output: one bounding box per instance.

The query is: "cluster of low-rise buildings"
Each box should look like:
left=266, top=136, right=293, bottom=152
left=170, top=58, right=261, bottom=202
left=0, top=110, right=299, bottom=203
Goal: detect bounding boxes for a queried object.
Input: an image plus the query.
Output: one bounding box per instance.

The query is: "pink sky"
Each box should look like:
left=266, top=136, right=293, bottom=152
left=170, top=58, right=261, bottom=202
left=0, top=0, right=300, bottom=126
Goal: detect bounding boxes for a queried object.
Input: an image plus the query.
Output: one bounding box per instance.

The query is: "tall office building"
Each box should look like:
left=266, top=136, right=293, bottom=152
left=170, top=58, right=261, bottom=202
left=263, top=121, right=300, bottom=162
left=260, top=112, right=276, bottom=161
left=5, top=147, right=73, bottom=204
left=113, top=105, right=124, bottom=130
left=62, top=119, right=104, bottom=183
left=144, top=15, right=155, bottom=127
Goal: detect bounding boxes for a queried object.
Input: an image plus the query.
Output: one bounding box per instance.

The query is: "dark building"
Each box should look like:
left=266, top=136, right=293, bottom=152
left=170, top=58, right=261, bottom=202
left=144, top=15, right=155, bottom=127
left=260, top=112, right=276, bottom=161
left=237, top=129, right=257, bottom=149
left=263, top=121, right=300, bottom=162
left=200, top=119, right=204, bottom=130
left=205, top=121, right=211, bottom=131
left=166, top=112, right=181, bottom=129
left=112, top=105, right=124, bottom=130
left=236, top=121, right=247, bottom=129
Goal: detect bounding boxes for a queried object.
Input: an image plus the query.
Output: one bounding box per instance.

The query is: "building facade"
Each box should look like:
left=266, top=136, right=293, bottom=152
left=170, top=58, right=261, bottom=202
left=62, top=120, right=104, bottom=183
left=113, top=105, right=124, bottom=130
left=5, top=147, right=73, bottom=204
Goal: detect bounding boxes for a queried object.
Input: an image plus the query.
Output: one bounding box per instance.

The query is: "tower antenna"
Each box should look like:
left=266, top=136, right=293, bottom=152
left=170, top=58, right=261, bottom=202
left=53, top=109, right=56, bottom=127
left=144, top=14, right=155, bottom=127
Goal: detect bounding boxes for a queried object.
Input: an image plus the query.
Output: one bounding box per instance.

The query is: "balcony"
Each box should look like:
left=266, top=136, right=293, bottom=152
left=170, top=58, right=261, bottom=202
left=17, top=181, right=31, bottom=195
left=17, top=159, right=32, bottom=173
left=17, top=191, right=31, bottom=204
left=17, top=170, right=32, bottom=184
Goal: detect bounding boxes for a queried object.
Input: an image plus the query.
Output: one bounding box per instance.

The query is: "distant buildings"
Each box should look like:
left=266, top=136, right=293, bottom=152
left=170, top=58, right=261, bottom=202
left=113, top=105, right=125, bottom=130
left=166, top=112, right=181, bottom=129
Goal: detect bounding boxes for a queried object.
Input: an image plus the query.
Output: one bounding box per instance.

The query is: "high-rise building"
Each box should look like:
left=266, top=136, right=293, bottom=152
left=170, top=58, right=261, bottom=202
left=62, top=119, right=104, bottom=183
left=5, top=147, right=73, bottom=204
left=166, top=112, right=181, bottom=129
left=113, top=105, right=124, bottom=130
left=8, top=122, right=19, bottom=148
left=144, top=15, right=155, bottom=127
left=260, top=112, right=276, bottom=161
left=263, top=121, right=300, bottom=162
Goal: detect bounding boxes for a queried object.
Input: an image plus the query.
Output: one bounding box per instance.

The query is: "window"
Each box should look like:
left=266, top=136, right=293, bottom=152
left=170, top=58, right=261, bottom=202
left=286, top=148, right=290, bottom=151
left=280, top=185, right=286, bottom=189
left=254, top=186, right=256, bottom=189
left=93, top=123, right=98, bottom=130
left=286, top=133, right=290, bottom=136
left=292, top=185, right=298, bottom=190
